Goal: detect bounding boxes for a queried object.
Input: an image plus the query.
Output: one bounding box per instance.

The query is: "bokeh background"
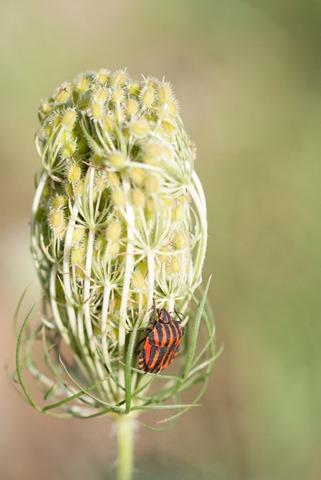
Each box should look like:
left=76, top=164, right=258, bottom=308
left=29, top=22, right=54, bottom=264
left=1, top=1, right=321, bottom=479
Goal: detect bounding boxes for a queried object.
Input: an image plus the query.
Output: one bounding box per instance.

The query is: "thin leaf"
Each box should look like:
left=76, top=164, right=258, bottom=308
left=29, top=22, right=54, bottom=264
left=13, top=286, right=29, bottom=333
left=15, top=305, right=41, bottom=411
left=125, top=323, right=139, bottom=413
left=183, top=275, right=212, bottom=378
left=59, top=356, right=124, bottom=413
left=133, top=402, right=200, bottom=411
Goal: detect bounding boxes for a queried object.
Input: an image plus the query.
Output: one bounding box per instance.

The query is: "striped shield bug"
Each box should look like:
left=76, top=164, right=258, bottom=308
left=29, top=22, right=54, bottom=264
left=137, top=305, right=184, bottom=374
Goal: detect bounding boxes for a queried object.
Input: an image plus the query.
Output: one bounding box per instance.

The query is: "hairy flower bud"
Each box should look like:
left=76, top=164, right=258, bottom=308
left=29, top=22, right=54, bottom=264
left=17, top=68, right=214, bottom=434
left=106, top=220, right=122, bottom=243
left=67, top=162, right=81, bottom=184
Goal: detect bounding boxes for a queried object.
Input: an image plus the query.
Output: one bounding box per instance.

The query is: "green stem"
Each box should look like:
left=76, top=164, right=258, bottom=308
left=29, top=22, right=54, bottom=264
left=116, top=416, right=135, bottom=480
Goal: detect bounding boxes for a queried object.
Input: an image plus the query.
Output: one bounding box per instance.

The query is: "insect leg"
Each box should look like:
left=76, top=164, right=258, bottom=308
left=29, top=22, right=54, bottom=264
left=174, top=309, right=184, bottom=322
left=134, top=330, right=151, bottom=355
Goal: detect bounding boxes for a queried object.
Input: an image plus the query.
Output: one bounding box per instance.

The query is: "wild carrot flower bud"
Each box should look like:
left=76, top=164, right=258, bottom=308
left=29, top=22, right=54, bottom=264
left=131, top=189, right=145, bottom=209
left=141, top=85, right=155, bottom=108
left=173, top=231, right=188, bottom=250
left=144, top=175, right=160, bottom=193
left=131, top=270, right=146, bottom=291
left=95, top=173, right=108, bottom=192
left=108, top=151, right=126, bottom=169
left=106, top=220, right=122, bottom=243
left=127, top=98, right=139, bottom=117
left=96, top=68, right=110, bottom=85
left=16, top=68, right=215, bottom=480
left=170, top=257, right=180, bottom=274
left=111, top=88, right=124, bottom=104
left=74, top=179, right=84, bottom=196
left=111, top=69, right=127, bottom=88
left=67, top=162, right=81, bottom=184
left=129, top=118, right=149, bottom=138
left=51, top=194, right=66, bottom=210
left=55, top=82, right=72, bottom=104
left=60, top=132, right=77, bottom=159
left=129, top=167, right=145, bottom=186
left=74, top=72, right=91, bottom=93
left=108, top=242, right=120, bottom=257
left=62, top=108, right=77, bottom=131
left=48, top=209, right=66, bottom=239
left=107, top=171, right=120, bottom=188
left=90, top=100, right=104, bottom=120
left=158, top=81, right=173, bottom=104
left=112, top=189, right=126, bottom=207
left=103, top=115, right=114, bottom=133
left=142, top=143, right=163, bottom=163
left=39, top=99, right=52, bottom=116
left=71, top=246, right=86, bottom=279
left=72, top=226, right=86, bottom=244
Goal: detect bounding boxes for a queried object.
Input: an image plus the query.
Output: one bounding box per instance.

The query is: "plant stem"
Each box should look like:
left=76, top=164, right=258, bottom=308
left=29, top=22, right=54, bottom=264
left=116, top=416, right=135, bottom=480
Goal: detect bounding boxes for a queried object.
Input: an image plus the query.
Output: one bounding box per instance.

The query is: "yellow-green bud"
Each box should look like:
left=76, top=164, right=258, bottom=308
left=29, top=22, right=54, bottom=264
left=172, top=205, right=184, bottom=222
left=131, top=189, right=145, bottom=208
left=112, top=88, right=124, bottom=103
left=91, top=154, right=104, bottom=167
left=55, top=82, right=72, bottom=104
left=74, top=179, right=84, bottom=196
left=51, top=195, right=66, bottom=209
left=108, top=242, right=120, bottom=257
left=106, top=220, right=122, bottom=243
left=94, top=88, right=108, bottom=104
left=71, top=246, right=85, bottom=279
left=168, top=99, right=179, bottom=115
left=170, top=257, right=180, bottom=274
left=74, top=74, right=91, bottom=94
left=64, top=182, right=73, bottom=198
left=127, top=98, right=139, bottom=117
left=158, top=82, right=173, bottom=104
left=107, top=171, right=120, bottom=188
left=128, top=81, right=140, bottom=96
left=95, top=174, right=107, bottom=192
left=40, top=100, right=52, bottom=115
left=67, top=163, right=82, bottom=184
left=146, top=197, right=157, bottom=213
left=174, top=232, right=187, bottom=249
left=48, top=209, right=66, bottom=239
left=72, top=227, right=86, bottom=244
left=108, top=151, right=126, bottom=168
left=143, top=143, right=162, bottom=163
left=60, top=131, right=77, bottom=158
left=132, top=270, right=146, bottom=291
left=104, top=115, right=114, bottom=133
left=161, top=119, right=176, bottom=135
left=141, top=87, right=154, bottom=108
left=129, top=167, right=145, bottom=186
left=112, top=189, right=126, bottom=207
left=96, top=68, right=110, bottom=85
left=62, top=109, right=77, bottom=131
left=94, top=235, right=106, bottom=252
left=111, top=69, right=127, bottom=88
left=144, top=175, right=160, bottom=193
left=71, top=246, right=85, bottom=265
left=130, top=118, right=150, bottom=138
left=90, top=101, right=104, bottom=120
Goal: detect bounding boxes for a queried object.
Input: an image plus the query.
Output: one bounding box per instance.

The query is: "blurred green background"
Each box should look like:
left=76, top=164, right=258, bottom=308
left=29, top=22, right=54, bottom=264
left=1, top=0, right=320, bottom=479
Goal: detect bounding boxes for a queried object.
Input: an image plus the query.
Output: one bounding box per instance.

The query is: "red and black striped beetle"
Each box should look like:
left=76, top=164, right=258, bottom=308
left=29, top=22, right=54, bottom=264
left=137, top=306, right=184, bottom=374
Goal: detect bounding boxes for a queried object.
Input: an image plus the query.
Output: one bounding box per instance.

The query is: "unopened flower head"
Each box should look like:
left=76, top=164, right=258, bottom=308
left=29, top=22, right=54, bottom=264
left=17, top=68, right=214, bottom=423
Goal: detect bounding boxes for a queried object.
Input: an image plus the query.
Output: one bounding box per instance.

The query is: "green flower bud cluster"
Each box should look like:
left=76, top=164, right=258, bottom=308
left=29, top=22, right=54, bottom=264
left=17, top=69, right=215, bottom=424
